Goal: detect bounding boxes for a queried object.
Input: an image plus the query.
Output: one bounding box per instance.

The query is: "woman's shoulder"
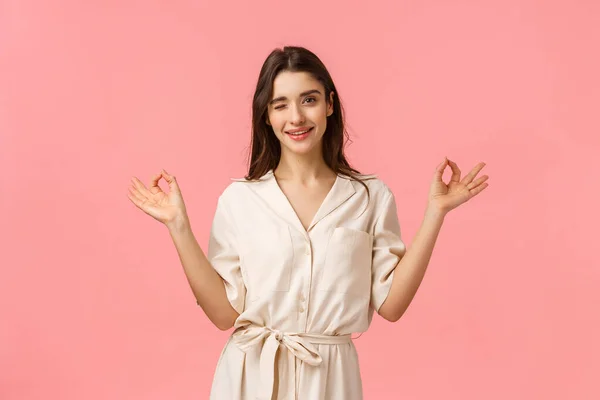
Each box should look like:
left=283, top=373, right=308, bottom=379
left=340, top=172, right=392, bottom=196
left=215, top=172, right=267, bottom=204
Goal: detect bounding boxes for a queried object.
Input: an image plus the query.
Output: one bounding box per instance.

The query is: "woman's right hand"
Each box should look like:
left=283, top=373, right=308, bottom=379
left=127, top=169, right=189, bottom=228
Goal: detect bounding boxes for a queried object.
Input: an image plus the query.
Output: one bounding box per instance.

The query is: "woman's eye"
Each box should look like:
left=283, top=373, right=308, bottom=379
left=273, top=98, right=315, bottom=110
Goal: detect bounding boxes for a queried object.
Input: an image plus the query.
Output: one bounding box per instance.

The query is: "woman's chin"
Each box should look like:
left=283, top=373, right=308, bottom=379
left=282, top=141, right=319, bottom=157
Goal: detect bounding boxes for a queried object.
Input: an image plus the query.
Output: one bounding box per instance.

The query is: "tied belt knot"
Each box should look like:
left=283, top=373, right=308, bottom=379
left=232, top=325, right=352, bottom=400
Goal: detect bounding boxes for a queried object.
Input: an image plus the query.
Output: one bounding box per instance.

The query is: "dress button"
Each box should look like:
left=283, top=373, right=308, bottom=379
left=299, top=306, right=305, bottom=313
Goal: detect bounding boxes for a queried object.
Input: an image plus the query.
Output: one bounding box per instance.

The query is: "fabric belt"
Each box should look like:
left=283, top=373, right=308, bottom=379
left=232, top=325, right=352, bottom=400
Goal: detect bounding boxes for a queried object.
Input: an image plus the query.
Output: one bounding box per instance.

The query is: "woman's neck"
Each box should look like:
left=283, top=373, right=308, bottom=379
left=274, top=153, right=335, bottom=183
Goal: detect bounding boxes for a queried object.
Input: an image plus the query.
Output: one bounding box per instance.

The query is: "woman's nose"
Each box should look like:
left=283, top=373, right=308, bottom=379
left=290, top=103, right=305, bottom=123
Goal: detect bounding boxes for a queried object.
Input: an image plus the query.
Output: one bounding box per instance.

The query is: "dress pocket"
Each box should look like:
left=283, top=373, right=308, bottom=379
left=321, top=227, right=373, bottom=297
left=239, top=225, right=294, bottom=300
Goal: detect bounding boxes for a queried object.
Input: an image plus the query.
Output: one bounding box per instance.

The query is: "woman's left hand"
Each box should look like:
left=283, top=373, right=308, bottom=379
left=428, top=157, right=489, bottom=215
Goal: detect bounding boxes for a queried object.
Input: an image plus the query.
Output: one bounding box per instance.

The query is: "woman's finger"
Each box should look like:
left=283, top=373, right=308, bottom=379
left=461, top=162, right=486, bottom=185
left=447, top=159, right=461, bottom=183
left=149, top=173, right=165, bottom=195
left=161, top=169, right=181, bottom=194
left=128, top=186, right=149, bottom=210
left=128, top=189, right=161, bottom=219
left=127, top=191, right=140, bottom=208
left=466, top=174, right=489, bottom=190
left=131, top=176, right=154, bottom=199
left=434, top=157, right=448, bottom=180
left=469, top=182, right=489, bottom=197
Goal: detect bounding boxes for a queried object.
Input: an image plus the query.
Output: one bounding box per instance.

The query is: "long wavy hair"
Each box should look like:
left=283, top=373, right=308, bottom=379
left=244, top=46, right=371, bottom=197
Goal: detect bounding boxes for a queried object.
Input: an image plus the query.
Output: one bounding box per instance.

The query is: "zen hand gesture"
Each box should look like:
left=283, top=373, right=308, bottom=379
left=428, top=157, right=489, bottom=214
left=127, top=169, right=189, bottom=227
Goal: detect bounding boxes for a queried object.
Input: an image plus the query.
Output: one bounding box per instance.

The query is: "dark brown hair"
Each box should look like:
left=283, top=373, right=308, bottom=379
left=244, top=45, right=371, bottom=197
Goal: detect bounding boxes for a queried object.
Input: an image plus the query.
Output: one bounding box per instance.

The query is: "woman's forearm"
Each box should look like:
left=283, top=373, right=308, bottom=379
left=378, top=205, right=446, bottom=322
left=167, top=217, right=239, bottom=330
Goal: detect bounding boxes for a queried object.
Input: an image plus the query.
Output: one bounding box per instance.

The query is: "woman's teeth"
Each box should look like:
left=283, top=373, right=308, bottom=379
left=288, top=128, right=312, bottom=135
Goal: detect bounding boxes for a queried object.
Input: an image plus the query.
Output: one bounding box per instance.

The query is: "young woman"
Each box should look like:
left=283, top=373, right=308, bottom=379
left=127, top=46, right=489, bottom=399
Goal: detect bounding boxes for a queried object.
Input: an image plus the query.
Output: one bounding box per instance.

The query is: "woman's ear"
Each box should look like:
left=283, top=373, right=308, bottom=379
left=327, top=91, right=335, bottom=116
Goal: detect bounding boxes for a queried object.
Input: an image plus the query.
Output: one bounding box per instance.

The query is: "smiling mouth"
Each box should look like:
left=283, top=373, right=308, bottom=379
left=286, top=127, right=313, bottom=136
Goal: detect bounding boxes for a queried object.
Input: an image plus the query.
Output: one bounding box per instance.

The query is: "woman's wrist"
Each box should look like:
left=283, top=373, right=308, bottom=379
left=425, top=202, right=448, bottom=220
left=166, top=213, right=192, bottom=235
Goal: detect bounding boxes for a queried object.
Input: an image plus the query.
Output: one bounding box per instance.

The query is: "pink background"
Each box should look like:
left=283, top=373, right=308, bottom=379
left=1, top=0, right=599, bottom=399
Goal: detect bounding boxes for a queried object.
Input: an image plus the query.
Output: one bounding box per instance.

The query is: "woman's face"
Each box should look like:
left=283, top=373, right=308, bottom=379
left=266, top=71, right=334, bottom=158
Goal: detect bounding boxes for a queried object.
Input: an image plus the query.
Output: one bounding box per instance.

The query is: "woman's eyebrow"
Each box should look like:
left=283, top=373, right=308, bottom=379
left=269, top=89, right=322, bottom=105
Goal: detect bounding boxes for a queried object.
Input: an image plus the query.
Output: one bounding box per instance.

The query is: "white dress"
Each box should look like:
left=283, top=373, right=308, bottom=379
left=206, top=170, right=406, bottom=400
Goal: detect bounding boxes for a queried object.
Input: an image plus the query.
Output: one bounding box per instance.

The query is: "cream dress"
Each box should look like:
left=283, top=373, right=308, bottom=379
left=205, top=170, right=406, bottom=400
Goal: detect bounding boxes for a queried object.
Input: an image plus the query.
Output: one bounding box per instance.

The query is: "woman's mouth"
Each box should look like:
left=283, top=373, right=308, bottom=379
left=285, top=127, right=313, bottom=141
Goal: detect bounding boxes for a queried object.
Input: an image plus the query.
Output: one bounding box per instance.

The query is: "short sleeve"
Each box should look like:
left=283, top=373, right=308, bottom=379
left=370, top=189, right=407, bottom=312
left=206, top=195, right=246, bottom=315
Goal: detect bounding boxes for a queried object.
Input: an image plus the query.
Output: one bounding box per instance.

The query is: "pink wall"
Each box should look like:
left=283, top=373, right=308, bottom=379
left=1, top=0, right=599, bottom=398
